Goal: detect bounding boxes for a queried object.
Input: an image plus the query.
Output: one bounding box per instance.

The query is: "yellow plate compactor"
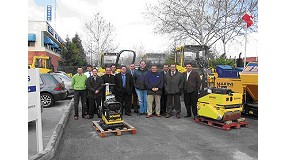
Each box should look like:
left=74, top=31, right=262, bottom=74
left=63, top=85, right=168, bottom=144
left=92, top=83, right=137, bottom=138
left=196, top=88, right=248, bottom=130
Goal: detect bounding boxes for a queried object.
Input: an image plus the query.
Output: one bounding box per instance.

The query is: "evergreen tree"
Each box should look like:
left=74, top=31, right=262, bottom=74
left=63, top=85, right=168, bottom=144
left=59, top=34, right=87, bottom=74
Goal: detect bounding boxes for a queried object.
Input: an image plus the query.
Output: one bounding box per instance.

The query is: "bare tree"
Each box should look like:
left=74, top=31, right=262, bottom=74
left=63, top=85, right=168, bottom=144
left=146, top=0, right=258, bottom=54
left=133, top=44, right=147, bottom=62
left=84, top=13, right=118, bottom=66
left=217, top=0, right=258, bottom=54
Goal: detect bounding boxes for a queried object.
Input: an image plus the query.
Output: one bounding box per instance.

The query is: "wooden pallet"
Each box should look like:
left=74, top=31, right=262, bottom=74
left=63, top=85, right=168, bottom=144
left=92, top=121, right=137, bottom=138
left=194, top=116, right=249, bottom=131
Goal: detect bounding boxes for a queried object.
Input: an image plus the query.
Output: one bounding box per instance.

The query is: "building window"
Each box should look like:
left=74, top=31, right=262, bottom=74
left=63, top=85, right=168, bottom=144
left=28, top=41, right=35, bottom=47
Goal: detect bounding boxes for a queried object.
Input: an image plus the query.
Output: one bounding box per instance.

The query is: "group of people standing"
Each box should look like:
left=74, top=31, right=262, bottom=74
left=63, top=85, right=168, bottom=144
left=71, top=60, right=201, bottom=121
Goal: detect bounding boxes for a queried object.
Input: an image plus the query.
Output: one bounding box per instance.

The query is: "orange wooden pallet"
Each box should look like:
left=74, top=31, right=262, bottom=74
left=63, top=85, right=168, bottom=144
left=194, top=116, right=249, bottom=131
left=92, top=121, right=137, bottom=138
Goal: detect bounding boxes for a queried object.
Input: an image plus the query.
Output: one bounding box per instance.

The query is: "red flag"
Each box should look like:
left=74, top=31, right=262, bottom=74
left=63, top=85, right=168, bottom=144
left=242, top=13, right=253, bottom=28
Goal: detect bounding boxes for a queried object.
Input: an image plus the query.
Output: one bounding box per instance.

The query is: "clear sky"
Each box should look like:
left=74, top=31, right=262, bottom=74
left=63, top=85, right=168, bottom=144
left=28, top=0, right=258, bottom=58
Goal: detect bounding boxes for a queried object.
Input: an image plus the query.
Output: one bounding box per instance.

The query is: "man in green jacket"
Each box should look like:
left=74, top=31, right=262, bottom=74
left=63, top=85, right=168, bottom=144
left=72, top=67, right=88, bottom=120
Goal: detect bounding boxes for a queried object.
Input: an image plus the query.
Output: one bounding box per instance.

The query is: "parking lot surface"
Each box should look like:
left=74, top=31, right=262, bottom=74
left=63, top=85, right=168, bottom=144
left=28, top=98, right=71, bottom=158
left=53, top=101, right=258, bottom=160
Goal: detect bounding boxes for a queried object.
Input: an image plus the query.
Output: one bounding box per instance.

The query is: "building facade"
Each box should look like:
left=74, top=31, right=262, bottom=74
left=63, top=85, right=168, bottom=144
left=28, top=21, right=64, bottom=71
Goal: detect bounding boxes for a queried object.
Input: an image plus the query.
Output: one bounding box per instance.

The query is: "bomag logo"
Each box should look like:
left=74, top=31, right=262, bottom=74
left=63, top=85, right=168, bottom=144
left=209, top=96, right=216, bottom=99
left=110, top=115, right=120, bottom=118
left=217, top=82, right=234, bottom=88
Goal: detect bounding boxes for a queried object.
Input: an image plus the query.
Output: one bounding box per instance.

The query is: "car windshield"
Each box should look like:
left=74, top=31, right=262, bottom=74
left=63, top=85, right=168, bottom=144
left=56, top=73, right=71, bottom=82
left=102, top=53, right=117, bottom=67
left=52, top=74, right=64, bottom=83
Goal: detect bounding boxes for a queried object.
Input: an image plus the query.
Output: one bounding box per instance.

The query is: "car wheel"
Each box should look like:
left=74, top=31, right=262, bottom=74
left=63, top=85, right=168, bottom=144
left=41, top=93, right=55, bottom=108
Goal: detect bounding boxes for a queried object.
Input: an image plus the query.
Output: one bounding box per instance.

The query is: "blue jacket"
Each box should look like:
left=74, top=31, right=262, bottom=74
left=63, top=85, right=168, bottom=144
left=134, top=67, right=148, bottom=90
left=144, top=72, right=163, bottom=95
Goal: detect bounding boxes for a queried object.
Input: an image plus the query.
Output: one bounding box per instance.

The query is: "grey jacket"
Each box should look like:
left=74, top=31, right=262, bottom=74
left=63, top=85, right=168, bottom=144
left=164, top=70, right=183, bottom=95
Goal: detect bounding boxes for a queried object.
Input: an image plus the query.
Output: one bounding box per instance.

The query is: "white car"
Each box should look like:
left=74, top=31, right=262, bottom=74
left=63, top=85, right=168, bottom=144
left=54, top=73, right=74, bottom=97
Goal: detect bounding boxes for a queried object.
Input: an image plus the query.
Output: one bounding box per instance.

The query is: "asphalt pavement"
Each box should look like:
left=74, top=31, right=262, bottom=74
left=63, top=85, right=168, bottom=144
left=28, top=98, right=72, bottom=158
left=52, top=101, right=258, bottom=160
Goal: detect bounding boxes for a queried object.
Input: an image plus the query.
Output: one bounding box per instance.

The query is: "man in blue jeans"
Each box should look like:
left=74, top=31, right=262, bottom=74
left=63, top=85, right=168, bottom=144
left=134, top=60, right=148, bottom=115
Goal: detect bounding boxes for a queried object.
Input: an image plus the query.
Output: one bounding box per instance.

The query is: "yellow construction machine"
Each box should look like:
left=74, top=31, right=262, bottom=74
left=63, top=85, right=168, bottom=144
left=98, top=83, right=124, bottom=129
left=28, top=56, right=73, bottom=77
left=240, top=62, right=258, bottom=117
left=192, top=56, right=249, bottom=129
left=174, top=45, right=210, bottom=72
left=28, top=56, right=54, bottom=73
left=98, top=50, right=136, bottom=76
left=92, top=83, right=137, bottom=137
left=197, top=88, right=244, bottom=122
left=212, top=62, right=258, bottom=117
left=174, top=45, right=215, bottom=89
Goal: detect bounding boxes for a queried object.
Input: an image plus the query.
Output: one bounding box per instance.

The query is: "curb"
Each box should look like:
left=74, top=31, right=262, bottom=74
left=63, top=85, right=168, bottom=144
left=30, top=98, right=74, bottom=160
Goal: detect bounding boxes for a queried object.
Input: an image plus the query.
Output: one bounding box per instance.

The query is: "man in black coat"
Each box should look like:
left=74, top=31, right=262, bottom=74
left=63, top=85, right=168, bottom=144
left=182, top=62, right=201, bottom=119
left=86, top=68, right=104, bottom=119
left=102, top=66, right=115, bottom=101
left=114, top=65, right=134, bottom=116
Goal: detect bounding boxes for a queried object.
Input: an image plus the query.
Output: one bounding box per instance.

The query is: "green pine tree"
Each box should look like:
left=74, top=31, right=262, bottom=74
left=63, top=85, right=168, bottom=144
left=59, top=34, right=87, bottom=74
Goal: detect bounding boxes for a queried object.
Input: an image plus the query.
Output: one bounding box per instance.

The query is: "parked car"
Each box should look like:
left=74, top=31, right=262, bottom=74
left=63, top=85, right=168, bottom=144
left=53, top=72, right=74, bottom=97
left=40, top=73, right=67, bottom=107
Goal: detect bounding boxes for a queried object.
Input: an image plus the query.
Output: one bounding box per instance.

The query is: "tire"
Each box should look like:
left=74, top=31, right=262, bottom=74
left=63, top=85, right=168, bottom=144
left=41, top=93, right=55, bottom=108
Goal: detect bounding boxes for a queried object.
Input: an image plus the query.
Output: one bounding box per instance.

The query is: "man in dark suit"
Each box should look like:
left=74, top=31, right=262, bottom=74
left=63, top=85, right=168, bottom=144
left=102, top=66, right=115, bottom=101
left=86, top=68, right=104, bottom=119
left=160, top=64, right=169, bottom=116
left=114, top=65, right=134, bottom=116
left=128, top=63, right=139, bottom=113
left=182, top=62, right=201, bottom=119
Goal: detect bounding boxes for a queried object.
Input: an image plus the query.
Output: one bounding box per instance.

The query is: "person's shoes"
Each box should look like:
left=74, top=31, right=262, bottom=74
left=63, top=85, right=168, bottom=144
left=74, top=116, right=79, bottom=120
left=146, top=114, right=152, bottom=118
left=125, top=113, right=132, bottom=116
left=84, top=115, right=90, bottom=119
left=156, top=114, right=161, bottom=117
left=176, top=112, right=181, bottom=118
left=165, top=113, right=170, bottom=118
left=184, top=114, right=192, bottom=118
left=134, top=110, right=139, bottom=113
